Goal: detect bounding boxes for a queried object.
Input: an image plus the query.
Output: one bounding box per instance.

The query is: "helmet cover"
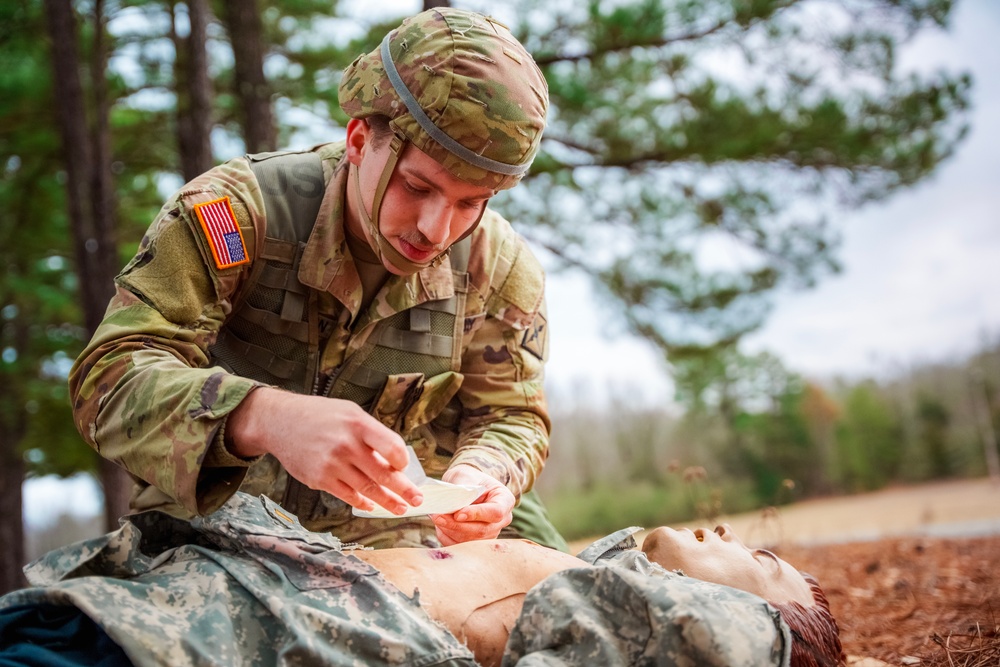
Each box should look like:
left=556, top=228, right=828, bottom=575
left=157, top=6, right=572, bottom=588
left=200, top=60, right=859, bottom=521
left=339, top=7, right=549, bottom=191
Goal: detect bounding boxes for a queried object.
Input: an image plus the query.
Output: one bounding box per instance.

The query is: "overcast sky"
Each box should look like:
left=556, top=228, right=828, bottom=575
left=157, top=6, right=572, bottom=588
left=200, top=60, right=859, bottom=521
left=542, top=0, right=1000, bottom=406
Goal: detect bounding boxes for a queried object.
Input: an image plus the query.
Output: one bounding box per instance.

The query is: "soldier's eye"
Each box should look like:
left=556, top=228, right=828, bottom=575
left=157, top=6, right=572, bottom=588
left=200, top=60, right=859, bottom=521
left=404, top=181, right=429, bottom=195
left=459, top=199, right=486, bottom=211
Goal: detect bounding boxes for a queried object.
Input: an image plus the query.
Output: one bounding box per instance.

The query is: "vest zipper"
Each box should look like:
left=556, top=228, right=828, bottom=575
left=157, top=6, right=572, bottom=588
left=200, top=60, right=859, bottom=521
left=314, top=362, right=345, bottom=398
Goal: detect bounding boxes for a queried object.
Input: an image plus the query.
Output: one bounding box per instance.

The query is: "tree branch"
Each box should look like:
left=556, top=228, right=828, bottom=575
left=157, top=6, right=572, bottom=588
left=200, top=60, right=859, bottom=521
left=533, top=0, right=803, bottom=67
left=534, top=19, right=728, bottom=67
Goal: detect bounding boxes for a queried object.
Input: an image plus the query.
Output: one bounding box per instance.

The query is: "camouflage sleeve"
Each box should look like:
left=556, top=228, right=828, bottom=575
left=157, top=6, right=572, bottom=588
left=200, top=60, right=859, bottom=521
left=450, top=211, right=551, bottom=497
left=68, top=158, right=270, bottom=516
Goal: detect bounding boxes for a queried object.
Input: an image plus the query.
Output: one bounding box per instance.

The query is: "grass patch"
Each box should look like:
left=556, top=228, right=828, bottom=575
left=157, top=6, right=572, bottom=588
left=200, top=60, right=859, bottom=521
left=544, top=478, right=762, bottom=541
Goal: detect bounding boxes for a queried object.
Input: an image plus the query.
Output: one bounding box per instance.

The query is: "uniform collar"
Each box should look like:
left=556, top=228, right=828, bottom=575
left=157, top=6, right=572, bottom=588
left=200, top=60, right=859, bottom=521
left=297, top=151, right=457, bottom=320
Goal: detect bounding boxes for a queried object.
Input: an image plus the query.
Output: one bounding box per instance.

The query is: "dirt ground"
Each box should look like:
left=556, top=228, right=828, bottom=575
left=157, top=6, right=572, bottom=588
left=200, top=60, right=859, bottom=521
left=781, top=532, right=1000, bottom=666
left=569, top=478, right=1000, bottom=666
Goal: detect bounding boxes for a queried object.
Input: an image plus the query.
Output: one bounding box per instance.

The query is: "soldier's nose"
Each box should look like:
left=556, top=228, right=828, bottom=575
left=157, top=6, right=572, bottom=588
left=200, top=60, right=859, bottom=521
left=416, top=210, right=451, bottom=247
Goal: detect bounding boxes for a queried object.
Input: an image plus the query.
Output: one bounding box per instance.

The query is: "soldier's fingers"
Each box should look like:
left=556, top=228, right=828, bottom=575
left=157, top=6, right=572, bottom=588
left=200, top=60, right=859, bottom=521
left=327, top=479, right=375, bottom=512
left=356, top=416, right=410, bottom=471
left=450, top=501, right=508, bottom=525
left=432, top=516, right=500, bottom=542
left=435, top=526, right=461, bottom=547
left=431, top=511, right=497, bottom=532
left=353, top=454, right=424, bottom=507
left=337, top=466, right=412, bottom=516
left=433, top=518, right=468, bottom=544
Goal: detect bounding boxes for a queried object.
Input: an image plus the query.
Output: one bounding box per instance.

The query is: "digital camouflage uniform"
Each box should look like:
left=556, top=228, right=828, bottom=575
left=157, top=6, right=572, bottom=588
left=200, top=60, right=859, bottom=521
left=1, top=494, right=477, bottom=666
left=0, top=495, right=791, bottom=666
left=514, top=527, right=793, bottom=666
left=68, top=7, right=567, bottom=551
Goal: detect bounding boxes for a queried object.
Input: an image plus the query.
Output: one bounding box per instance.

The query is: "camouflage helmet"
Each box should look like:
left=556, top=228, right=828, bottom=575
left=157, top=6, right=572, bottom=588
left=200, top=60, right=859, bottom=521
left=339, top=7, right=549, bottom=191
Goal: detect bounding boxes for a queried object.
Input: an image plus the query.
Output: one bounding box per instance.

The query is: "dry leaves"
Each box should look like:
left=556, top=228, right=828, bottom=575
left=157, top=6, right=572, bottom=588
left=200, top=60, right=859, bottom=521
left=776, top=534, right=1000, bottom=666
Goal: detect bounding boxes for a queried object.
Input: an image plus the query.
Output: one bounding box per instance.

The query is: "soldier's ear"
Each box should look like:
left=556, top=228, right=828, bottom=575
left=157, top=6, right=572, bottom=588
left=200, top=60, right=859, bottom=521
left=345, top=118, right=371, bottom=166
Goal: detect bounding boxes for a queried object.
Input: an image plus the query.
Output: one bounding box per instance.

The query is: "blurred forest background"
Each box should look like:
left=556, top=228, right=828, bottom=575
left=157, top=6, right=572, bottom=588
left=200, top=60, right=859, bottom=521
left=3, top=0, right=997, bottom=596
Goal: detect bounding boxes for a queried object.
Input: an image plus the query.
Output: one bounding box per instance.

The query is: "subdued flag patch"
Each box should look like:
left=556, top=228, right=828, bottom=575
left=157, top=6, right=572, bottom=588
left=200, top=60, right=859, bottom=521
left=193, top=196, right=249, bottom=269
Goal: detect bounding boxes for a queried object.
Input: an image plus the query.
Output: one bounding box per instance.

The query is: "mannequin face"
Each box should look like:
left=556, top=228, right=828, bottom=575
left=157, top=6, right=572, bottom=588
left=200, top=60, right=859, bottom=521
left=345, top=118, right=491, bottom=274
left=641, top=524, right=815, bottom=606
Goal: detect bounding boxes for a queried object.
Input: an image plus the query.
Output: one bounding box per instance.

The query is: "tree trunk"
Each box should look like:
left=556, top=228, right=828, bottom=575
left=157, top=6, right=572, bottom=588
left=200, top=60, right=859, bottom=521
left=45, top=0, right=131, bottom=531
left=90, top=0, right=118, bottom=294
left=0, top=335, right=28, bottom=595
left=44, top=0, right=101, bottom=332
left=99, top=458, right=133, bottom=529
left=174, top=0, right=214, bottom=180
left=91, top=0, right=132, bottom=529
left=969, top=369, right=1000, bottom=483
left=221, top=0, right=277, bottom=153
left=423, top=0, right=450, bottom=9
left=0, top=434, right=26, bottom=596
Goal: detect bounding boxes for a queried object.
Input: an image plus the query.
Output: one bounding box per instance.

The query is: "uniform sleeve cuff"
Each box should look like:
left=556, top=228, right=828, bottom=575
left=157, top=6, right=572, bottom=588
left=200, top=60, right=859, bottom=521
left=203, top=419, right=262, bottom=468
left=450, top=447, right=520, bottom=495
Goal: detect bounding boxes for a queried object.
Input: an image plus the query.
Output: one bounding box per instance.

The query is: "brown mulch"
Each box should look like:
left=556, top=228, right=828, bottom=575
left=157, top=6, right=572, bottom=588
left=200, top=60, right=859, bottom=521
left=776, top=534, right=1000, bottom=666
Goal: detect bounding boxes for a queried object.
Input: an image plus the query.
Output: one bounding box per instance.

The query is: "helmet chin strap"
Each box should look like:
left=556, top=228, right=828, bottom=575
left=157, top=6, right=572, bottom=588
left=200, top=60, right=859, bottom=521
left=352, top=132, right=490, bottom=275
left=351, top=134, right=433, bottom=275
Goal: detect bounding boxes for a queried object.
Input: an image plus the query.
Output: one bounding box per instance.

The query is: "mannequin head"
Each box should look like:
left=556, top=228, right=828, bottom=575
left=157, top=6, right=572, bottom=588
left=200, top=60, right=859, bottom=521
left=640, top=524, right=813, bottom=604
left=641, top=524, right=844, bottom=667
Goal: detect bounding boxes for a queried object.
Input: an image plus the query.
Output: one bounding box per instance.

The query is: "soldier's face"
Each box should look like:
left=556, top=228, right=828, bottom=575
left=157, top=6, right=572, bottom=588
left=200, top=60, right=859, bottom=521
left=348, top=120, right=492, bottom=274
left=640, top=524, right=815, bottom=606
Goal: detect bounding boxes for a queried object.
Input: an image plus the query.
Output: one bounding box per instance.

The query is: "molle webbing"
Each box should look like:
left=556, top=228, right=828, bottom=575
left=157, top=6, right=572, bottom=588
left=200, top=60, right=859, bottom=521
left=207, top=151, right=326, bottom=392
left=326, top=237, right=470, bottom=408
left=250, top=150, right=326, bottom=242
left=248, top=150, right=326, bottom=326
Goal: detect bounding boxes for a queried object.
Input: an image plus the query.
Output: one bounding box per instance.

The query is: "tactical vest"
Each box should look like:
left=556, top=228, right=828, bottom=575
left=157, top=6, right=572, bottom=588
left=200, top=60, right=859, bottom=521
left=207, top=149, right=470, bottom=532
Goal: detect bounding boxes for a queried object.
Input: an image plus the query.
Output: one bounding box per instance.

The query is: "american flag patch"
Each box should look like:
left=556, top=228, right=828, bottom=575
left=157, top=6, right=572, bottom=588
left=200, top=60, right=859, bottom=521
left=192, top=196, right=249, bottom=270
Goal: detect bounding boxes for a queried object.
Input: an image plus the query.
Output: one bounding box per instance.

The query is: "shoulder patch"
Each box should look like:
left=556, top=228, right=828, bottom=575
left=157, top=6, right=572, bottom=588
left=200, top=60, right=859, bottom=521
left=192, top=196, right=249, bottom=270
left=520, top=311, right=547, bottom=360
left=487, top=238, right=545, bottom=329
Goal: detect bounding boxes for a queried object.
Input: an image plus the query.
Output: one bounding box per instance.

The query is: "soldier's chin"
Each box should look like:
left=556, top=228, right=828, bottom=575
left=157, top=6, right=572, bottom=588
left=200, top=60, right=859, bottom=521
left=381, top=244, right=437, bottom=276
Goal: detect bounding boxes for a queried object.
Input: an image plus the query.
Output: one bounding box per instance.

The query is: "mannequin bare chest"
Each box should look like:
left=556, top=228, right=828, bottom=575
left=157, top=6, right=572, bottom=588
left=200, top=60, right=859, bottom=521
left=353, top=539, right=583, bottom=666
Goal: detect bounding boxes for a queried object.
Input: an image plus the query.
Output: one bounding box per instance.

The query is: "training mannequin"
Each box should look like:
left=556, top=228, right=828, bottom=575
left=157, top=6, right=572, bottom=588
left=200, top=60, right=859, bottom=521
left=0, top=494, right=842, bottom=666
left=356, top=524, right=843, bottom=667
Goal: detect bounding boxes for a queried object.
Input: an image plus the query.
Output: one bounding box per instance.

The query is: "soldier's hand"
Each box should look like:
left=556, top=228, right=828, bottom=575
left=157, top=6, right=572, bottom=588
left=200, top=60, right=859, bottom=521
left=431, top=465, right=515, bottom=545
left=227, top=387, right=423, bottom=515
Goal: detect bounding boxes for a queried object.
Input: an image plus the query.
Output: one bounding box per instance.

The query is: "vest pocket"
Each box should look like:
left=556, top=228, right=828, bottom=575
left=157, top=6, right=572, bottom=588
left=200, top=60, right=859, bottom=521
left=370, top=372, right=424, bottom=432
left=369, top=371, right=464, bottom=437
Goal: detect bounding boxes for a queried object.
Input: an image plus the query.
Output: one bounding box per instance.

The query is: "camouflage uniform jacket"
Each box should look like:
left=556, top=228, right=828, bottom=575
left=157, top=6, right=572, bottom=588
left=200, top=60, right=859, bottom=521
left=527, top=526, right=793, bottom=666
left=506, top=565, right=791, bottom=666
left=68, top=141, right=551, bottom=546
left=2, top=493, right=478, bottom=666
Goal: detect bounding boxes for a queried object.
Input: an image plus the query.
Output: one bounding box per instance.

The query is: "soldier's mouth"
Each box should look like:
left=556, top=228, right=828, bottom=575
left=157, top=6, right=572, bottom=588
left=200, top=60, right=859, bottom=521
left=398, top=238, right=437, bottom=262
